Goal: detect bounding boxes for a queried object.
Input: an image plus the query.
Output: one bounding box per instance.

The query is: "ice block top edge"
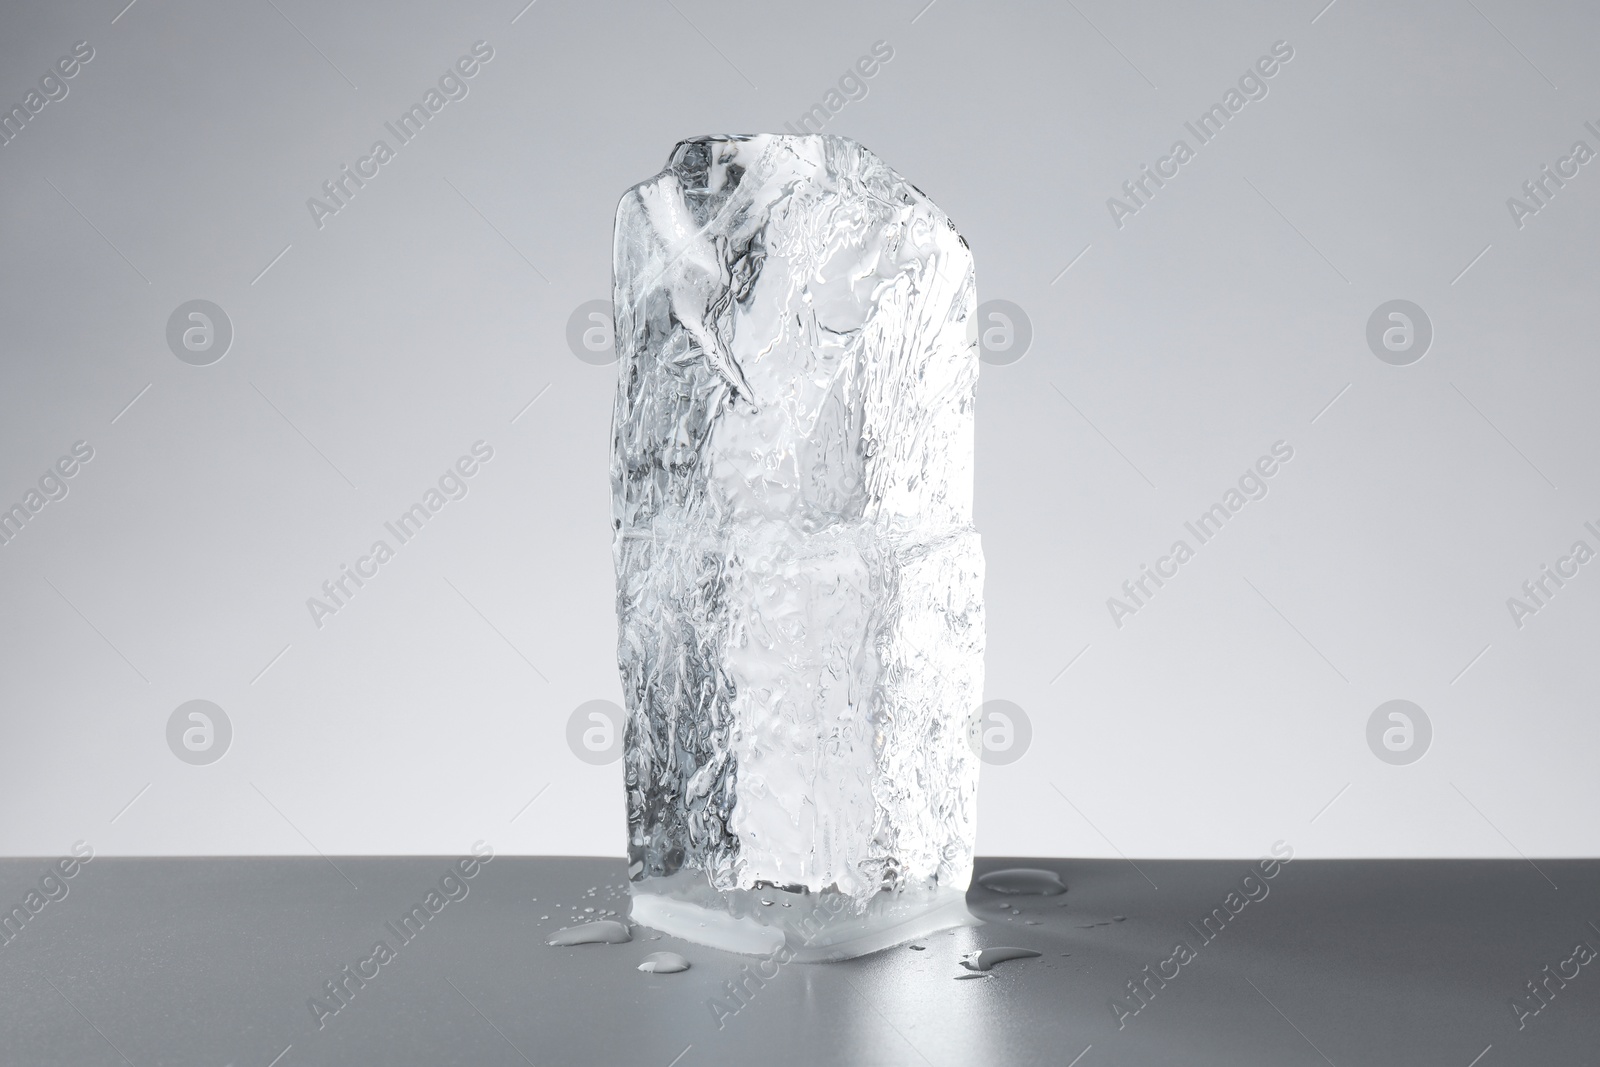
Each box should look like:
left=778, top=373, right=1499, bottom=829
left=610, top=133, right=979, bottom=541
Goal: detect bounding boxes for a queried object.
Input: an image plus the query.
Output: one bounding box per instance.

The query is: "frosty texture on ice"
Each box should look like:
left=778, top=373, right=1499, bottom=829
left=611, top=134, right=983, bottom=960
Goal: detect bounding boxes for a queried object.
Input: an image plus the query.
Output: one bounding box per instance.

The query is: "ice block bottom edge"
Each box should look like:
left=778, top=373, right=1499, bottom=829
left=628, top=872, right=976, bottom=962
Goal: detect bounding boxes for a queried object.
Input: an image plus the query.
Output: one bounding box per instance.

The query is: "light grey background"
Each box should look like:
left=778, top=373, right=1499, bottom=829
left=1, top=0, right=1596, bottom=860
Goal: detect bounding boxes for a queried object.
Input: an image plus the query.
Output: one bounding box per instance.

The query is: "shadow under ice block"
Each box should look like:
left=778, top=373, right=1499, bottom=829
left=611, top=134, right=984, bottom=961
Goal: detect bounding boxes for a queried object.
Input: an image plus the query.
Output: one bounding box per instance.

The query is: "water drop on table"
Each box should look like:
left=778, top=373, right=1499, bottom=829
left=977, top=869, right=1067, bottom=896
left=959, top=947, right=1043, bottom=972
left=547, top=920, right=632, bottom=946
left=638, top=951, right=690, bottom=974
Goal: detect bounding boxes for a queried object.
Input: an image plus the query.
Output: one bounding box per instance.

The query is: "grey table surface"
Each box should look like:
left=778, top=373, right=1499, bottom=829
left=1, top=854, right=1596, bottom=1066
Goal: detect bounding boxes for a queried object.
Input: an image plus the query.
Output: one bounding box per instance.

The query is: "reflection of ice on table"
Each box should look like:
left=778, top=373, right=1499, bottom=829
left=610, top=134, right=985, bottom=960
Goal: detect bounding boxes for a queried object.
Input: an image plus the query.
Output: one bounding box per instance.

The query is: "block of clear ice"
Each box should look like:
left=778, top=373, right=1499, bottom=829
left=611, top=134, right=984, bottom=961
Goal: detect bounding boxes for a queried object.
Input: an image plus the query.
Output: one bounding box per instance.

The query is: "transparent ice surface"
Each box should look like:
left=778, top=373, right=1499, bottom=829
left=611, top=134, right=983, bottom=959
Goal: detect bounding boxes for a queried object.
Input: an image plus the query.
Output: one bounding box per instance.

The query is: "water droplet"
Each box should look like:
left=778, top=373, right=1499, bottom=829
left=1114, top=915, right=1126, bottom=922
left=1024, top=920, right=1040, bottom=925
left=638, top=951, right=690, bottom=974
left=977, top=869, right=1066, bottom=896
left=546, top=920, right=632, bottom=946
left=958, top=947, right=1043, bottom=972
left=760, top=899, right=773, bottom=906
left=539, top=915, right=549, bottom=920
left=908, top=944, right=926, bottom=951
left=583, top=907, right=595, bottom=913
